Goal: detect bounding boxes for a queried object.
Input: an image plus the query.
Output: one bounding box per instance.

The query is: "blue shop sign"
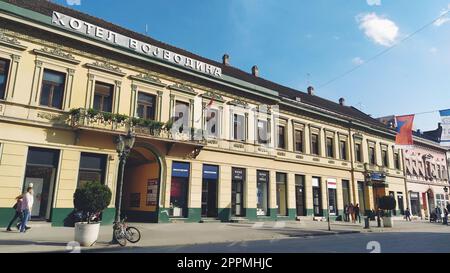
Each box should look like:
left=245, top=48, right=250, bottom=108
left=369, top=172, right=386, bottom=181
left=203, top=164, right=219, bottom=180
left=172, top=162, right=190, bottom=178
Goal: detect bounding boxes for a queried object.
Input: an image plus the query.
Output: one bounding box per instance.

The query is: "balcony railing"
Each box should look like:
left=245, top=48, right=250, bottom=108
left=67, top=108, right=206, bottom=145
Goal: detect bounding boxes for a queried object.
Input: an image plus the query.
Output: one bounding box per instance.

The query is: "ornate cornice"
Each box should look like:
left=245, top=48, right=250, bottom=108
left=169, top=83, right=197, bottom=95
left=85, top=59, right=126, bottom=77
left=228, top=98, right=249, bottom=108
left=201, top=91, right=224, bottom=103
left=130, top=72, right=166, bottom=87
left=0, top=30, right=27, bottom=51
left=33, top=47, right=80, bottom=64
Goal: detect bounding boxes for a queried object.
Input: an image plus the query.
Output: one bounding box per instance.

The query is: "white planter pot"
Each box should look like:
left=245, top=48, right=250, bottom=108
left=74, top=222, right=100, bottom=247
left=383, top=217, right=394, bottom=228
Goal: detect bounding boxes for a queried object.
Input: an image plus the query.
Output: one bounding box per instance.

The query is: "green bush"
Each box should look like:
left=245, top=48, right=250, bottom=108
left=73, top=181, right=112, bottom=223
left=378, top=195, right=396, bottom=216
left=87, top=108, right=99, bottom=119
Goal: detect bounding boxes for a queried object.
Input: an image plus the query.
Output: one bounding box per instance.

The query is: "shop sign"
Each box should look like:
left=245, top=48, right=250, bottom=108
left=203, top=165, right=219, bottom=180
left=232, top=168, right=245, bottom=181
left=257, top=171, right=269, bottom=183
left=172, top=162, right=190, bottom=178
left=52, top=11, right=222, bottom=78
left=146, top=179, right=158, bottom=206
left=327, top=178, right=337, bottom=189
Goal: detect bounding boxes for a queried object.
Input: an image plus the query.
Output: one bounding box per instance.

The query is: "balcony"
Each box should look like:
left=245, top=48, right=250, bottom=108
left=67, top=108, right=206, bottom=145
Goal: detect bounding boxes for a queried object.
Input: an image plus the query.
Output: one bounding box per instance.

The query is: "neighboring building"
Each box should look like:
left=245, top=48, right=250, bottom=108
left=0, top=0, right=407, bottom=227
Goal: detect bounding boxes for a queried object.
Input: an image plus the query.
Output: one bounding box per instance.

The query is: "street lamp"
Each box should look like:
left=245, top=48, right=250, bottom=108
left=112, top=129, right=135, bottom=244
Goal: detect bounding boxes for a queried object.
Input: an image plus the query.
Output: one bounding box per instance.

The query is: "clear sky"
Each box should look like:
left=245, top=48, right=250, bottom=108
left=56, top=0, right=450, bottom=131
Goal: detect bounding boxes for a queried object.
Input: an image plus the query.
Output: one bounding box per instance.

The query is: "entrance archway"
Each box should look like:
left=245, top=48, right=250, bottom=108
left=121, top=142, right=165, bottom=223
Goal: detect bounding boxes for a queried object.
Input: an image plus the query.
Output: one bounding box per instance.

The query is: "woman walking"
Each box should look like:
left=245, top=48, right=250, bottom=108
left=6, top=195, right=23, bottom=231
left=19, top=185, right=33, bottom=233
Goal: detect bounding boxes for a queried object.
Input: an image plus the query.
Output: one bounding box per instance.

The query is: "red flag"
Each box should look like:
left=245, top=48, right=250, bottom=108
left=206, top=98, right=214, bottom=108
left=395, top=115, right=414, bottom=145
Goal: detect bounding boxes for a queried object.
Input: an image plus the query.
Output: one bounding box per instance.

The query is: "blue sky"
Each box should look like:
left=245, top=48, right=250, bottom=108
left=57, top=0, right=450, bottom=131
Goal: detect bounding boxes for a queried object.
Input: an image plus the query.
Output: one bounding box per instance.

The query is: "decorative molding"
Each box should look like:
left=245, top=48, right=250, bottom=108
left=168, top=83, right=197, bottom=95
left=201, top=91, right=224, bottom=103
left=115, top=80, right=122, bottom=87
left=35, top=60, right=43, bottom=67
left=67, top=68, right=75, bottom=75
left=0, top=30, right=27, bottom=51
left=11, top=54, right=21, bottom=62
left=228, top=98, right=249, bottom=108
left=85, top=59, right=126, bottom=77
left=130, top=72, right=166, bottom=87
left=87, top=73, right=95, bottom=80
left=131, top=84, right=138, bottom=92
left=33, top=47, right=80, bottom=64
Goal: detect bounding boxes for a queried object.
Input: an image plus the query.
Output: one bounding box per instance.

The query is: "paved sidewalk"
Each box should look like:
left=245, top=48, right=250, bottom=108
left=0, top=219, right=448, bottom=253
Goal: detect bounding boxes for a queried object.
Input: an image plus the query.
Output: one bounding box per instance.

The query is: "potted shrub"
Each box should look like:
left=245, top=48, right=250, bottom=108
left=378, top=195, right=396, bottom=228
left=73, top=181, right=112, bottom=246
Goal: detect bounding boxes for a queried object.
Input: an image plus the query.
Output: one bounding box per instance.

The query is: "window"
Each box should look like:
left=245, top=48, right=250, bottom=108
left=257, top=119, right=269, bottom=144
left=328, top=187, right=337, bottom=215
left=369, top=146, right=376, bottom=165
left=326, top=137, right=334, bottom=158
left=233, top=114, right=245, bottom=141
left=276, top=173, right=288, bottom=216
left=381, top=148, right=388, bottom=167
left=0, top=58, right=10, bottom=100
left=340, top=140, right=347, bottom=160
left=394, top=152, right=400, bottom=169
left=355, top=143, right=362, bottom=162
left=342, top=180, right=350, bottom=207
left=39, top=69, right=66, bottom=109
left=277, top=125, right=286, bottom=149
left=93, top=82, right=114, bottom=113
left=78, top=153, right=107, bottom=188
left=294, top=129, right=304, bottom=152
left=173, top=101, right=190, bottom=133
left=136, top=92, right=156, bottom=120
left=312, top=177, right=322, bottom=216
left=311, top=133, right=319, bottom=155
left=205, top=108, right=219, bottom=138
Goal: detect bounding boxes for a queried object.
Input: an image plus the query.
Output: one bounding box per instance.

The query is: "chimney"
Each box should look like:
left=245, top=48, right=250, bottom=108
left=339, top=97, right=345, bottom=106
left=307, top=86, right=314, bottom=95
left=222, top=54, right=230, bottom=66
left=251, top=65, right=259, bottom=77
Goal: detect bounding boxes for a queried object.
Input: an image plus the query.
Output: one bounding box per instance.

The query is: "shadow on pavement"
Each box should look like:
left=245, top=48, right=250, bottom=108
left=0, top=240, right=68, bottom=247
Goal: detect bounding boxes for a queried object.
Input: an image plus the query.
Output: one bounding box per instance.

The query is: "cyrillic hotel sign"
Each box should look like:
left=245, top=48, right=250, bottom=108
left=52, top=11, right=222, bottom=78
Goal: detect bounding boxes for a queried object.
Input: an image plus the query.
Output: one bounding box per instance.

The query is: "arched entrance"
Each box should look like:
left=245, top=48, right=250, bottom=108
left=121, top=142, right=165, bottom=223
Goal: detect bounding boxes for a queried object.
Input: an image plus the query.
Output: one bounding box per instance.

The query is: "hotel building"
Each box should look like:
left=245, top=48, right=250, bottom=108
left=0, top=0, right=408, bottom=227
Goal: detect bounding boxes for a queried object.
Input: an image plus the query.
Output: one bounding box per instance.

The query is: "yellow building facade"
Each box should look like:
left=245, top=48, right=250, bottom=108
left=0, top=0, right=407, bottom=227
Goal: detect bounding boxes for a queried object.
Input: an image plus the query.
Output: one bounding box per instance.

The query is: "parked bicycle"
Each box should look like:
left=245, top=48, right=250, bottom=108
left=113, top=217, right=141, bottom=246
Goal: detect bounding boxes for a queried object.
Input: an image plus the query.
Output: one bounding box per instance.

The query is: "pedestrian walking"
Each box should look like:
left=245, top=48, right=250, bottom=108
left=435, top=207, right=442, bottom=223
left=405, top=207, right=412, bottom=221
left=444, top=206, right=449, bottom=225
left=348, top=203, right=355, bottom=223
left=344, top=204, right=349, bottom=222
left=355, top=203, right=361, bottom=223
left=19, top=184, right=33, bottom=233
left=6, top=195, right=23, bottom=231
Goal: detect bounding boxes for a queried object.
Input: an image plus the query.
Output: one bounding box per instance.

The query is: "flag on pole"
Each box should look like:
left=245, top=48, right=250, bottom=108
left=439, top=109, right=450, bottom=147
left=395, top=115, right=414, bottom=145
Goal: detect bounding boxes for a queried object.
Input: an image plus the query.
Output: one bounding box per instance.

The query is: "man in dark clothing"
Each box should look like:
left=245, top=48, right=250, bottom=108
left=405, top=208, right=412, bottom=221
left=6, top=196, right=23, bottom=231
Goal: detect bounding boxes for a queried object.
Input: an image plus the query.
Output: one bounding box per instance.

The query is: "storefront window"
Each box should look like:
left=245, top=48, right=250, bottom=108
left=0, top=58, right=10, bottom=100
left=232, top=168, right=246, bottom=217
left=357, top=181, right=366, bottom=213
left=257, top=170, right=269, bottom=216
left=136, top=92, right=156, bottom=120
left=170, top=162, right=190, bottom=217
left=295, top=175, right=306, bottom=216
left=93, top=82, right=114, bottom=113
left=276, top=172, right=287, bottom=216
left=410, top=192, right=421, bottom=216
left=78, top=153, right=107, bottom=188
left=312, top=177, right=322, bottom=216
left=342, top=180, right=350, bottom=208
left=25, top=147, right=60, bottom=220
left=397, top=192, right=405, bottom=215
left=201, top=164, right=219, bottom=217
left=40, top=69, right=66, bottom=109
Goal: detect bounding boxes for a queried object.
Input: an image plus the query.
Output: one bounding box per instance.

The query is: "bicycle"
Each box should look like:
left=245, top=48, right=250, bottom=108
left=113, top=217, right=141, bottom=246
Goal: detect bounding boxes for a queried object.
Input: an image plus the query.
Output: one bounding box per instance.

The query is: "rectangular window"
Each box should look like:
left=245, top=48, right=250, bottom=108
left=357, top=181, right=366, bottom=213
left=277, top=125, right=286, bottom=149
left=233, top=114, right=246, bottom=141
left=355, top=143, right=362, bottom=162
left=0, top=58, right=10, bottom=100
left=326, top=137, right=334, bottom=158
left=311, top=133, right=319, bottom=155
left=257, top=170, right=269, bottom=216
left=340, top=140, right=347, bottom=160
left=381, top=148, right=388, bottom=167
left=394, top=153, right=400, bottom=169
left=136, top=92, right=156, bottom=120
left=93, top=82, right=114, bottom=113
left=369, top=146, right=376, bottom=165
left=276, top=172, right=288, bottom=216
left=342, top=180, right=350, bottom=207
left=173, top=101, right=190, bottom=132
left=295, top=175, right=306, bottom=216
left=78, top=153, right=107, bottom=188
left=294, top=129, right=304, bottom=152
left=257, top=119, right=269, bottom=144
left=328, top=188, right=337, bottom=215
left=39, top=69, right=66, bottom=109
left=205, top=108, right=219, bottom=138
left=312, top=177, right=322, bottom=216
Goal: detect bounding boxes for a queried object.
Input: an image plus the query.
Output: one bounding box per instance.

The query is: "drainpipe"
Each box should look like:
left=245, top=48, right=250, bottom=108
left=348, top=124, right=357, bottom=206
left=401, top=148, right=410, bottom=214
